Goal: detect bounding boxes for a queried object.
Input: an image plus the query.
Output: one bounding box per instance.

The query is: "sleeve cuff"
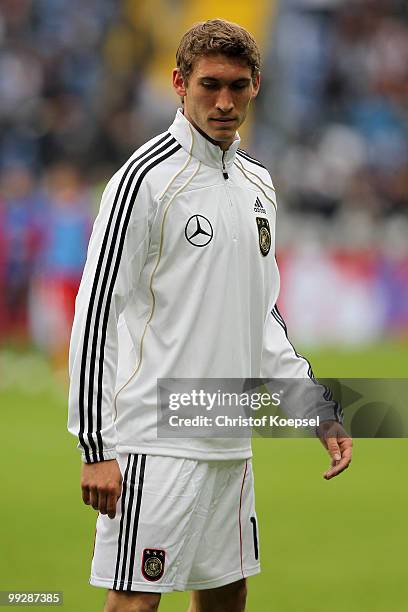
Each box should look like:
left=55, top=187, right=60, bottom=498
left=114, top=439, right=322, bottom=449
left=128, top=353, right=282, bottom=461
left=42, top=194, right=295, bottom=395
left=317, top=402, right=343, bottom=425
left=81, top=448, right=118, bottom=463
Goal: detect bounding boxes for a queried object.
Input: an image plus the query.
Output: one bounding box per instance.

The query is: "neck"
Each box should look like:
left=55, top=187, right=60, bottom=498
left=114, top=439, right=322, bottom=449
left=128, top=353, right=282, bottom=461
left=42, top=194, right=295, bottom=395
left=182, top=109, right=233, bottom=151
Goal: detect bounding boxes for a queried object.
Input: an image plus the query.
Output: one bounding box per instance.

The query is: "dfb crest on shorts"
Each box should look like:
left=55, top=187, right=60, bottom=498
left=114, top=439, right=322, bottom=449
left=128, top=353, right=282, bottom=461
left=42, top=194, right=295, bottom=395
left=256, top=217, right=271, bottom=256
left=141, top=549, right=165, bottom=581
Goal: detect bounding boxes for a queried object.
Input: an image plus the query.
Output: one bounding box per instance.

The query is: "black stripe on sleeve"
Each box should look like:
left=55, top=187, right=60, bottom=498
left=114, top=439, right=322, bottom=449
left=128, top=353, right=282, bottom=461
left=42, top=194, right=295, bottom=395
left=78, top=132, right=172, bottom=462
left=93, top=145, right=181, bottom=461
left=79, top=134, right=181, bottom=462
left=86, top=135, right=177, bottom=462
left=271, top=305, right=315, bottom=376
left=271, top=305, right=343, bottom=422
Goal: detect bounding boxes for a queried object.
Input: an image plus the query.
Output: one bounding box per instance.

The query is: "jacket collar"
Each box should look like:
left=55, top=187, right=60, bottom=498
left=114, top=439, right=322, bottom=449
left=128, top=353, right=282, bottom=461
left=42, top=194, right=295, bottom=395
left=169, top=108, right=241, bottom=170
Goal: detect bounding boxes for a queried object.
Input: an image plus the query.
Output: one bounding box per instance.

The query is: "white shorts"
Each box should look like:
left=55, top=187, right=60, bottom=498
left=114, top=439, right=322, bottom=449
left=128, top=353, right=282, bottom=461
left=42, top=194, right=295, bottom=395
left=90, top=454, right=261, bottom=592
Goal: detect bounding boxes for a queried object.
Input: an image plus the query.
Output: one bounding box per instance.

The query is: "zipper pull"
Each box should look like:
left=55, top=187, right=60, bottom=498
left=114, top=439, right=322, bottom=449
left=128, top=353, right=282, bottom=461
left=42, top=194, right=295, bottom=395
left=222, top=152, right=229, bottom=180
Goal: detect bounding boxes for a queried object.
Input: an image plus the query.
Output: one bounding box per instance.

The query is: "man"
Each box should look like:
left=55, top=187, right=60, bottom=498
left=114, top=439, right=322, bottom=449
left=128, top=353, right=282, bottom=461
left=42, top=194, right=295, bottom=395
left=68, top=19, right=352, bottom=612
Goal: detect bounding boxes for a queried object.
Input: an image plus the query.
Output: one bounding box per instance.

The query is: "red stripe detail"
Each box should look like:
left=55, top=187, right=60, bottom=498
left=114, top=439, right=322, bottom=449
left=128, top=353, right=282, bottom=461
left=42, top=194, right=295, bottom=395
left=91, top=517, right=98, bottom=562
left=238, top=460, right=248, bottom=578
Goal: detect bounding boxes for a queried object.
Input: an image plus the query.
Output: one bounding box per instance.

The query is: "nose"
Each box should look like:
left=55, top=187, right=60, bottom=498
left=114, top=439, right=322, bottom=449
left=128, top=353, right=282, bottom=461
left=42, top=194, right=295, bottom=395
left=215, top=87, right=234, bottom=114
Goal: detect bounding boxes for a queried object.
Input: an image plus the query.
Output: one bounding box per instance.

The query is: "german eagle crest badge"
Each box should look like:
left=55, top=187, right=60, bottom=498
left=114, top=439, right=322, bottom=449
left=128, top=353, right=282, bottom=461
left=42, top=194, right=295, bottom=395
left=142, top=548, right=165, bottom=581
left=256, top=217, right=271, bottom=256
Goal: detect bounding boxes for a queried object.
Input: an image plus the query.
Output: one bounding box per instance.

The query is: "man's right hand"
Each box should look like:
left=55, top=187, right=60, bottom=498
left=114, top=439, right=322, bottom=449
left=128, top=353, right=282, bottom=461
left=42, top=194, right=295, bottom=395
left=81, top=459, right=122, bottom=519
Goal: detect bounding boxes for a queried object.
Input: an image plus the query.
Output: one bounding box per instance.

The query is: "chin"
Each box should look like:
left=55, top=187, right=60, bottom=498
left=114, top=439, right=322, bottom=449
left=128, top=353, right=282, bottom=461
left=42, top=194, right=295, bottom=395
left=210, top=129, right=234, bottom=140
left=212, top=135, right=231, bottom=144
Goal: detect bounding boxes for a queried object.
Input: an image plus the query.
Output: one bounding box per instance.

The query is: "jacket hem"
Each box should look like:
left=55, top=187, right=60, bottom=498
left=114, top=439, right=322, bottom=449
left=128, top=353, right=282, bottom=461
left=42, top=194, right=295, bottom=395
left=116, top=444, right=252, bottom=461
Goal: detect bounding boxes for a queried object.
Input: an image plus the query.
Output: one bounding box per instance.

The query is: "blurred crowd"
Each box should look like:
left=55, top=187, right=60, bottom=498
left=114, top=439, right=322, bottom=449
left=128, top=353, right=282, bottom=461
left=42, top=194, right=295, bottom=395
left=255, top=0, right=408, bottom=344
left=0, top=0, right=407, bottom=352
left=0, top=0, right=160, bottom=354
left=255, top=0, right=408, bottom=226
left=0, top=162, right=92, bottom=361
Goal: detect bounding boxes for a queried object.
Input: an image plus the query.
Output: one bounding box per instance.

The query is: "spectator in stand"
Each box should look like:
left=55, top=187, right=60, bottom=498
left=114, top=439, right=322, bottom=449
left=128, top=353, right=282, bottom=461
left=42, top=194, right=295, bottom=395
left=0, top=195, right=6, bottom=339
left=31, top=162, right=92, bottom=368
left=0, top=164, right=41, bottom=344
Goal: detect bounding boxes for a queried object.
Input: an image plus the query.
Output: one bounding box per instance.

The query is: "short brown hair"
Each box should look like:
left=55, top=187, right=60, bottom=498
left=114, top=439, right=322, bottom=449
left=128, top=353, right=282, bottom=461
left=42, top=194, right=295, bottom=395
left=176, top=19, right=261, bottom=84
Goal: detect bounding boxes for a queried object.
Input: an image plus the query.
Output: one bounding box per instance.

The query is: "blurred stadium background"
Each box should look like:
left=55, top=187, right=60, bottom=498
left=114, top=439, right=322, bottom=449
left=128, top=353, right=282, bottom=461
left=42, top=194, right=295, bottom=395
left=0, top=0, right=407, bottom=610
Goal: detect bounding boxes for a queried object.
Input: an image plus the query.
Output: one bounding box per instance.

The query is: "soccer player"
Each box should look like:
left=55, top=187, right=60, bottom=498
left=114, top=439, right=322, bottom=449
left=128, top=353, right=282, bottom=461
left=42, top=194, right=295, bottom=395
left=68, top=19, right=352, bottom=612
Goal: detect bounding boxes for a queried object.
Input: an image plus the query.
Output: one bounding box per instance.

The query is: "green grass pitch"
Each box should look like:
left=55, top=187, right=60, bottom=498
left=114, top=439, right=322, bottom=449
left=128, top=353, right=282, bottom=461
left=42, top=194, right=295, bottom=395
left=0, top=342, right=407, bottom=611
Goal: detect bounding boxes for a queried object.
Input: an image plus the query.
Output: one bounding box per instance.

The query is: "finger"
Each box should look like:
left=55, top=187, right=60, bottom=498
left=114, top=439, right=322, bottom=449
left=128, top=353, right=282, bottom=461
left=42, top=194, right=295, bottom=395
left=89, top=487, right=99, bottom=510
left=82, top=486, right=90, bottom=505
left=339, top=439, right=353, bottom=459
left=98, top=491, right=108, bottom=515
left=339, top=437, right=353, bottom=454
left=324, top=459, right=350, bottom=480
left=107, top=490, right=120, bottom=520
left=334, top=440, right=353, bottom=466
left=324, top=456, right=341, bottom=479
left=324, top=450, right=352, bottom=479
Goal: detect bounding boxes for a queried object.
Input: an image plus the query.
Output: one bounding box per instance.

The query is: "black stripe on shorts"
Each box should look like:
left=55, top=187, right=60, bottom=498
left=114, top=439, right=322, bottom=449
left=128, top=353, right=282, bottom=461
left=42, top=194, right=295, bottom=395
left=112, top=454, right=147, bottom=591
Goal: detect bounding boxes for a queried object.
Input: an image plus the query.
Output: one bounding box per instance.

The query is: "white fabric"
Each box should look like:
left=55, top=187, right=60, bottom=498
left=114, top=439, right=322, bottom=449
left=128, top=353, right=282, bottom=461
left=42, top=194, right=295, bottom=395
left=90, top=454, right=260, bottom=592
left=68, top=109, right=339, bottom=464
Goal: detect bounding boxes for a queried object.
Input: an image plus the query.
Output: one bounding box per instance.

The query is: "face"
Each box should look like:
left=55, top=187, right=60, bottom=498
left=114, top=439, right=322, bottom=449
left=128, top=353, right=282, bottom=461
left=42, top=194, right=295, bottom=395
left=173, top=54, right=260, bottom=150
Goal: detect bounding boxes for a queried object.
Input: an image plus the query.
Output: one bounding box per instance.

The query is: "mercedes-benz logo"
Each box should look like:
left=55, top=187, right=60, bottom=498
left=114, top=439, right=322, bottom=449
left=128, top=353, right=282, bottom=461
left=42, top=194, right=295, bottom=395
left=185, top=215, right=214, bottom=247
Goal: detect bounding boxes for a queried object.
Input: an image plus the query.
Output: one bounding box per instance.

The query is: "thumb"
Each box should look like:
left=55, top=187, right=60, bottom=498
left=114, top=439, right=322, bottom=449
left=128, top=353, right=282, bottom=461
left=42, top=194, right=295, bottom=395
left=326, top=437, right=341, bottom=462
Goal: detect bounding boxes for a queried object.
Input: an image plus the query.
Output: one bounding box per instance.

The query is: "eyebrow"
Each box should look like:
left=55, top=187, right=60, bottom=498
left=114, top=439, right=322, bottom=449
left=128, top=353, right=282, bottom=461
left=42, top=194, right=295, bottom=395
left=198, top=76, right=252, bottom=84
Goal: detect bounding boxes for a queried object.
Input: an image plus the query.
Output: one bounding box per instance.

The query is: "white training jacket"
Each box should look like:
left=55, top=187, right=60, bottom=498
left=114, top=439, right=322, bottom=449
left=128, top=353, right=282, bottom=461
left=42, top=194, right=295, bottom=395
left=68, top=109, right=341, bottom=464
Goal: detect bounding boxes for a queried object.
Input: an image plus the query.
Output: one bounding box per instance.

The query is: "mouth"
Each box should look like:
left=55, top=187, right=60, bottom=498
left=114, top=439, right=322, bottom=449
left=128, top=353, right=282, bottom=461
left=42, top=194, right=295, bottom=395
left=209, top=118, right=237, bottom=124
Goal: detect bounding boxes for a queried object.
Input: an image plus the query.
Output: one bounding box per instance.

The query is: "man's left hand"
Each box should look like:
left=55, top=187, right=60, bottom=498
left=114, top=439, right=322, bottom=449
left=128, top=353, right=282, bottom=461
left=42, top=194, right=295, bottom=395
left=317, top=420, right=353, bottom=480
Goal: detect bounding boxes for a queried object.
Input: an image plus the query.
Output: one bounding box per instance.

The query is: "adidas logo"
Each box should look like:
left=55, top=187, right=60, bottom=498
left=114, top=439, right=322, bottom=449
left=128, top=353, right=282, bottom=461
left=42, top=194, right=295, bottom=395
left=254, top=197, right=266, bottom=214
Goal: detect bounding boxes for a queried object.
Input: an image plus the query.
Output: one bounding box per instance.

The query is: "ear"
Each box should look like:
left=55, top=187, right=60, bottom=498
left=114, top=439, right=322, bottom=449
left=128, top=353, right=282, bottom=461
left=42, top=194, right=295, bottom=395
left=173, top=68, right=187, bottom=97
left=252, top=72, right=261, bottom=99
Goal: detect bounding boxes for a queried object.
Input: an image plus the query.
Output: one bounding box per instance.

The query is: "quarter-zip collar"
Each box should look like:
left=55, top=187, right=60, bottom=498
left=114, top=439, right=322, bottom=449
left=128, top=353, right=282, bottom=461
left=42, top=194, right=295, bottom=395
left=169, top=108, right=241, bottom=171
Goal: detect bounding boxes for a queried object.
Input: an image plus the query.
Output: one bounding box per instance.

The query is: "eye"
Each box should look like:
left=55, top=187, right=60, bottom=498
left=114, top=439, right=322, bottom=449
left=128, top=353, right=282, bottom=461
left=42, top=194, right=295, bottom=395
left=201, top=81, right=218, bottom=90
left=231, top=82, right=248, bottom=90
